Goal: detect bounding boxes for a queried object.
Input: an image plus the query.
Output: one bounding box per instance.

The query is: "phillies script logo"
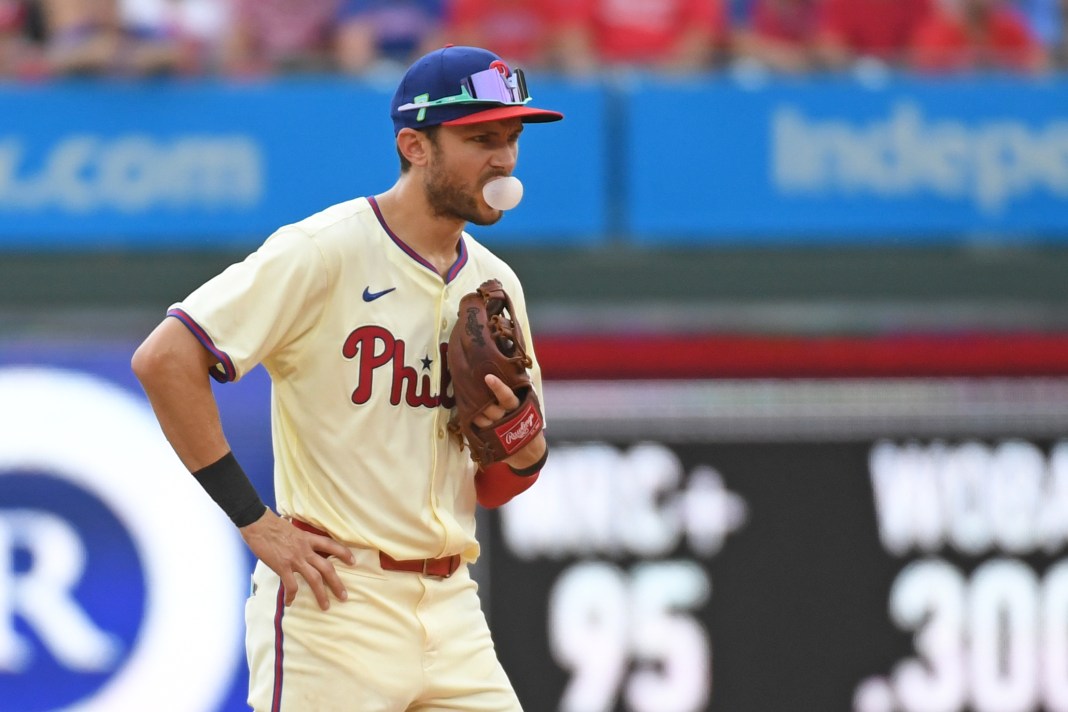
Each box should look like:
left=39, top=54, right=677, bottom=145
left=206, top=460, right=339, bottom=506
left=342, top=325, right=455, bottom=408
left=496, top=402, right=543, bottom=454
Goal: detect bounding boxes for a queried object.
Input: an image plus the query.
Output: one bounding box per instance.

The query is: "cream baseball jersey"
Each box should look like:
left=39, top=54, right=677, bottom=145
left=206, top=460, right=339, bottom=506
left=168, top=196, right=543, bottom=563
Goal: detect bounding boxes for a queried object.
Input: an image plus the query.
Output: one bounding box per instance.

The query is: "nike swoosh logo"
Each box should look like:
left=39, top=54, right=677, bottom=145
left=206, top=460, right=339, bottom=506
left=362, top=286, right=396, bottom=302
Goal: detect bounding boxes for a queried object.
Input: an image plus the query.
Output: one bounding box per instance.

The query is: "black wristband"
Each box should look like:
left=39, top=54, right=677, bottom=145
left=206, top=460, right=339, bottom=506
left=508, top=446, right=549, bottom=477
left=192, top=451, right=267, bottom=528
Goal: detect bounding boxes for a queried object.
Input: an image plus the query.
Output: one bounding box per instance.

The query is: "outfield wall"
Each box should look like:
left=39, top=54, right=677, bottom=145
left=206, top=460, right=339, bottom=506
left=1, top=74, right=1066, bottom=250
left=5, top=337, right=1068, bottom=712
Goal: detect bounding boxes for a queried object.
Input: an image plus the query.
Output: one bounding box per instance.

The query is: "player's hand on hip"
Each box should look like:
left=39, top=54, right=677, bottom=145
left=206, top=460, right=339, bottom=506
left=472, top=374, right=520, bottom=428
left=239, top=509, right=356, bottom=611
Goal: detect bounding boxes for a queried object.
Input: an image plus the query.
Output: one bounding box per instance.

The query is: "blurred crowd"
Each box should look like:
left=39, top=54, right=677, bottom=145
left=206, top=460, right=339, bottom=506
left=0, top=0, right=1065, bottom=80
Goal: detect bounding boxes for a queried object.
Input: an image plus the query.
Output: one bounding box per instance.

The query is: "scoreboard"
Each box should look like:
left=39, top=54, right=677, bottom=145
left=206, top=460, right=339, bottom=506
left=483, top=379, right=1068, bottom=712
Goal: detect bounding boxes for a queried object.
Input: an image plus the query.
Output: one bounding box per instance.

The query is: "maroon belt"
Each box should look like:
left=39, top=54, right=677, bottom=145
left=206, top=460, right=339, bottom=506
left=290, top=519, right=461, bottom=579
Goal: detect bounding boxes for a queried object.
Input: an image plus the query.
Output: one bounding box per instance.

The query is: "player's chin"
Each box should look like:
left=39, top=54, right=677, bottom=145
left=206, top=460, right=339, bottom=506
left=467, top=206, right=504, bottom=226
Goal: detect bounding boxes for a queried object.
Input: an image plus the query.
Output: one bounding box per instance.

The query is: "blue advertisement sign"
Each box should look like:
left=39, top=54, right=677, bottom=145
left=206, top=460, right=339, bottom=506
left=4, top=75, right=1068, bottom=248
left=0, top=79, right=608, bottom=249
left=625, top=75, right=1068, bottom=243
left=0, top=340, right=271, bottom=711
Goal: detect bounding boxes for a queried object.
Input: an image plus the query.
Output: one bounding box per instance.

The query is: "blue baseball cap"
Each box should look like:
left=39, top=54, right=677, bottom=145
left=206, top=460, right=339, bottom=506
left=391, top=46, right=564, bottom=135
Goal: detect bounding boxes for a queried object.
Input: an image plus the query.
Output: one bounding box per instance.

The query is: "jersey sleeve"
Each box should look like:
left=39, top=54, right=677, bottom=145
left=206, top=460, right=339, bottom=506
left=168, top=227, right=329, bottom=382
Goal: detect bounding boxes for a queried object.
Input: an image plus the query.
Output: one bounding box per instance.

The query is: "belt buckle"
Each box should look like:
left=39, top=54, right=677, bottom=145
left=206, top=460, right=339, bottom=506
left=423, top=556, right=454, bottom=579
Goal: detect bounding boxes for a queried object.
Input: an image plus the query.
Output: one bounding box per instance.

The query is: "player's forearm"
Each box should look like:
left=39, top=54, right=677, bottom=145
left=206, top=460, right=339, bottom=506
left=131, top=319, right=231, bottom=471
left=474, top=431, right=548, bottom=508
left=503, top=431, right=547, bottom=472
left=133, top=320, right=269, bottom=529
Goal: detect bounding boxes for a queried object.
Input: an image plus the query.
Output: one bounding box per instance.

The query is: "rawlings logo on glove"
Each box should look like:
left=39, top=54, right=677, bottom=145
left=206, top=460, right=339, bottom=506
left=447, top=279, right=543, bottom=465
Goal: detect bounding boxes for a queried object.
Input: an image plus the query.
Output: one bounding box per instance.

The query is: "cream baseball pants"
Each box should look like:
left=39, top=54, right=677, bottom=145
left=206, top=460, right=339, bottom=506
left=245, top=550, right=523, bottom=712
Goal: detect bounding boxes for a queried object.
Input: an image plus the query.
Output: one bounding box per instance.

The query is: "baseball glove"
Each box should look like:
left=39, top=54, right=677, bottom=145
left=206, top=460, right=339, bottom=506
left=447, top=279, right=544, bottom=465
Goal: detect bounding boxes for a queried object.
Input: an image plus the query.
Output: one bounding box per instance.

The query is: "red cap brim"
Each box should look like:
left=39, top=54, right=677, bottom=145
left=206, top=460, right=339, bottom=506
left=441, top=105, right=564, bottom=126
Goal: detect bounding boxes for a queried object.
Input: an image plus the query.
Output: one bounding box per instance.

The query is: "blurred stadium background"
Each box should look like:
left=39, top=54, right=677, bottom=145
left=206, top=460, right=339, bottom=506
left=4, top=0, right=1068, bottom=710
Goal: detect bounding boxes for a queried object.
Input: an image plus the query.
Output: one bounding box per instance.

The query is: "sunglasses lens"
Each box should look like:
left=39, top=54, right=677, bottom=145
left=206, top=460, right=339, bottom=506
left=468, top=69, right=510, bottom=102
left=465, top=67, right=528, bottom=104
left=400, top=64, right=532, bottom=114
left=514, top=69, right=528, bottom=102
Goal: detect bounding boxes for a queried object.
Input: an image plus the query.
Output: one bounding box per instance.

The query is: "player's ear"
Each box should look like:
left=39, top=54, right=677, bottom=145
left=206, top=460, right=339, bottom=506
left=397, top=128, right=432, bottom=168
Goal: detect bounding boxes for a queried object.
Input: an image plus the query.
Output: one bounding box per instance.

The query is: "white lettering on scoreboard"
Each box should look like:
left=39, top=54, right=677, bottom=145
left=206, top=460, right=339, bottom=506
left=500, top=443, right=747, bottom=712
left=856, top=440, right=1068, bottom=712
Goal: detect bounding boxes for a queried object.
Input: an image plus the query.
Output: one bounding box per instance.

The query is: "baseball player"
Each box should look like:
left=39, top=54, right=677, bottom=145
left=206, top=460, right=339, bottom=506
left=131, top=45, right=562, bottom=711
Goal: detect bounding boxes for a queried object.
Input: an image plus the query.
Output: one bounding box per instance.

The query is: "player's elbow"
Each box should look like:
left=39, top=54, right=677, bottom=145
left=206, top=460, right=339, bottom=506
left=131, top=335, right=167, bottom=390
left=131, top=319, right=202, bottom=390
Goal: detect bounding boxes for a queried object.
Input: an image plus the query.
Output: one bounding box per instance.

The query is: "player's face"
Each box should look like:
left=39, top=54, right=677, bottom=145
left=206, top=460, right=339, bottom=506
left=423, top=119, right=523, bottom=226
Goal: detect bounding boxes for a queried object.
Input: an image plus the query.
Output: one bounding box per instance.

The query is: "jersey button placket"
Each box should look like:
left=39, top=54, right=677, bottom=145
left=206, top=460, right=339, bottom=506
left=436, top=289, right=452, bottom=443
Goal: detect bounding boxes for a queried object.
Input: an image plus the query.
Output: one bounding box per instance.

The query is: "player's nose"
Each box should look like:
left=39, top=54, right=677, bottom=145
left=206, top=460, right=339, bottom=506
left=488, top=143, right=518, bottom=172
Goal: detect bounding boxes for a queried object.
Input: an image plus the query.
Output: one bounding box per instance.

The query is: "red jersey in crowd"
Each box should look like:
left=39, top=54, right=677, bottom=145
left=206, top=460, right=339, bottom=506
left=818, top=0, right=933, bottom=62
left=231, top=0, right=340, bottom=67
left=447, top=0, right=558, bottom=65
left=911, top=4, right=1044, bottom=72
left=555, top=0, right=727, bottom=65
left=749, top=0, right=821, bottom=46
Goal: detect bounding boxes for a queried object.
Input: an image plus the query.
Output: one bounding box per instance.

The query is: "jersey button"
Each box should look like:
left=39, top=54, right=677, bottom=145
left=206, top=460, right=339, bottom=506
left=440, top=318, right=448, bottom=330
left=437, top=428, right=445, bottom=439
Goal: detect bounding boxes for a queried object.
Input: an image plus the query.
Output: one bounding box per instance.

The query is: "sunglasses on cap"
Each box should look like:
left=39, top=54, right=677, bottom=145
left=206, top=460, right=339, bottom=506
left=396, top=61, right=532, bottom=120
